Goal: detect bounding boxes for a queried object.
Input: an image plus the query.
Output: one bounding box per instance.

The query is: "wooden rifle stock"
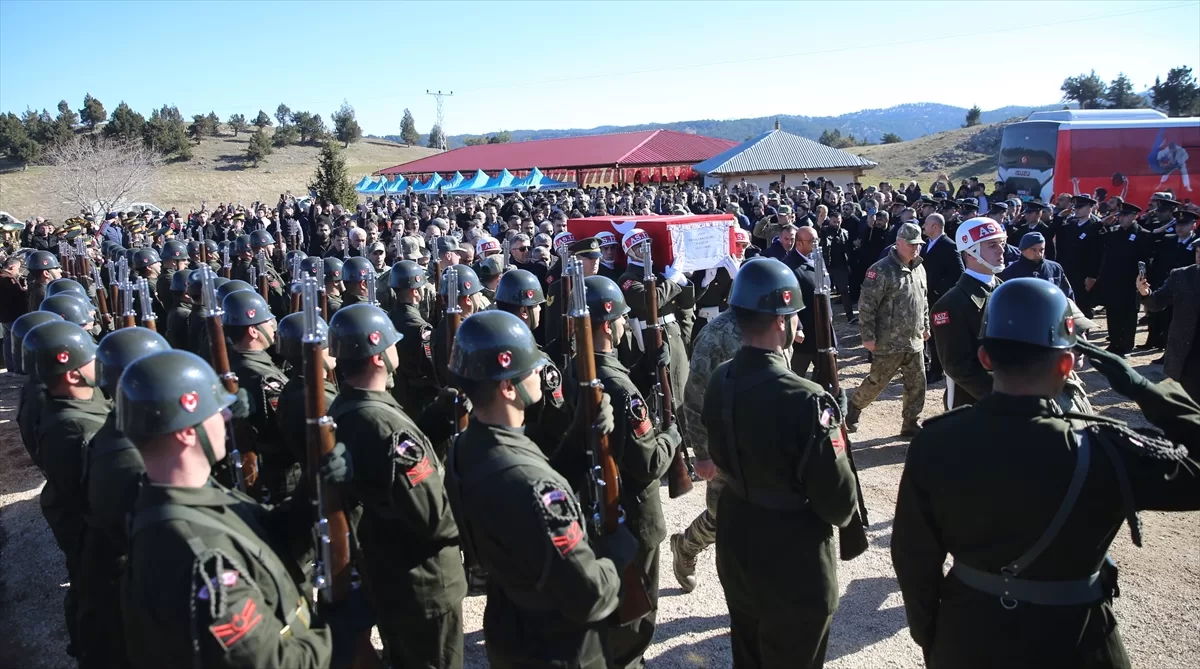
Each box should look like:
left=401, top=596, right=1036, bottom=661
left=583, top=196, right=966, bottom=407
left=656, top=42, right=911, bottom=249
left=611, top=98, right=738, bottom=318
left=256, top=252, right=270, bottom=301
left=811, top=250, right=869, bottom=561
left=559, top=249, right=574, bottom=368
left=202, top=268, right=260, bottom=494
left=566, top=258, right=652, bottom=624
left=442, top=266, right=468, bottom=433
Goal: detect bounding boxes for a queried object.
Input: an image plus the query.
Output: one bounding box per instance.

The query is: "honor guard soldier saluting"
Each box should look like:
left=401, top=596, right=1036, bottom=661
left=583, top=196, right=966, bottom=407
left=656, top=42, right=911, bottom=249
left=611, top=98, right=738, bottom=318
left=326, top=303, right=467, bottom=669
left=703, top=257, right=860, bottom=669
left=119, top=350, right=366, bottom=669
left=80, top=327, right=170, bottom=669
left=892, top=278, right=1200, bottom=668
left=1089, top=201, right=1152, bottom=356
left=444, top=309, right=636, bottom=669
left=932, top=216, right=1008, bottom=409
left=387, top=259, right=440, bottom=416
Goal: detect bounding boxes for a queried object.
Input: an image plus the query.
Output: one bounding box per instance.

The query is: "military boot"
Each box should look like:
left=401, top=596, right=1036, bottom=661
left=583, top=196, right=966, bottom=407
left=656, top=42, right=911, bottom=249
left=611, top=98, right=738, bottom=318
left=670, top=533, right=698, bottom=593
left=900, top=420, right=922, bottom=438
left=845, top=405, right=862, bottom=433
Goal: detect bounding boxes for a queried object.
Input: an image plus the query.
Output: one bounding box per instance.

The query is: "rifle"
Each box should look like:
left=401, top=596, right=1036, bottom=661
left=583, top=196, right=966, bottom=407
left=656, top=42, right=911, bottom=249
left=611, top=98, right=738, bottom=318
left=59, top=241, right=74, bottom=278
left=432, top=260, right=445, bottom=325
left=812, top=248, right=870, bottom=561
left=256, top=251, right=270, bottom=301
left=200, top=266, right=258, bottom=494
left=289, top=255, right=302, bottom=314
left=442, top=266, right=467, bottom=433
left=220, top=244, right=231, bottom=279
left=199, top=228, right=209, bottom=265
left=106, top=260, right=119, bottom=325
left=365, top=262, right=378, bottom=307
left=566, top=257, right=652, bottom=624
left=74, top=237, right=89, bottom=286
left=317, top=258, right=329, bottom=321
left=119, top=261, right=136, bottom=329
left=91, top=264, right=110, bottom=333
left=640, top=241, right=693, bottom=499
left=136, top=278, right=157, bottom=332
left=558, top=247, right=574, bottom=370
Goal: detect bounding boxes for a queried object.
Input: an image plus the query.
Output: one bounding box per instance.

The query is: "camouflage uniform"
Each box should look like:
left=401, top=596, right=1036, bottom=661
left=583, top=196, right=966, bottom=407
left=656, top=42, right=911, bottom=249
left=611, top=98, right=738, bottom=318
left=851, top=248, right=929, bottom=426
left=675, top=309, right=741, bottom=560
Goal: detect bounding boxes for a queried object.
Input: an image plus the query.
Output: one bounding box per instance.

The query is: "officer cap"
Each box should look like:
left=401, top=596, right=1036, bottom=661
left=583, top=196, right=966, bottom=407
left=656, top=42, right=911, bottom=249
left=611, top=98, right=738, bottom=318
left=342, top=257, right=375, bottom=283
left=895, top=222, right=923, bottom=244
left=221, top=289, right=273, bottom=327
left=322, top=257, right=344, bottom=284
left=494, top=269, right=545, bottom=307
left=1072, top=194, right=1097, bottom=208
left=958, top=197, right=979, bottom=211
left=1019, top=232, right=1046, bottom=250
left=216, top=279, right=254, bottom=301
left=161, top=240, right=188, bottom=261
left=1177, top=210, right=1199, bottom=225
left=449, top=310, right=547, bottom=382
left=10, top=311, right=63, bottom=375
left=728, top=257, right=804, bottom=315
left=1119, top=202, right=1143, bottom=216
left=584, top=275, right=630, bottom=323
left=132, top=248, right=162, bottom=269
left=328, top=304, right=402, bottom=360
left=27, top=250, right=60, bottom=271
left=987, top=201, right=1009, bottom=214
left=249, top=229, right=275, bottom=249
left=47, top=278, right=87, bottom=298
left=276, top=312, right=328, bottom=362
left=569, top=236, right=602, bottom=259
left=96, top=327, right=169, bottom=395
left=170, top=268, right=191, bottom=293
left=23, top=320, right=97, bottom=384
left=982, top=278, right=1076, bottom=349
left=40, top=294, right=93, bottom=327
left=1023, top=200, right=1046, bottom=212
left=891, top=194, right=909, bottom=205
left=440, top=264, right=483, bottom=299
left=117, top=350, right=237, bottom=439
left=234, top=235, right=253, bottom=255
left=388, top=260, right=427, bottom=290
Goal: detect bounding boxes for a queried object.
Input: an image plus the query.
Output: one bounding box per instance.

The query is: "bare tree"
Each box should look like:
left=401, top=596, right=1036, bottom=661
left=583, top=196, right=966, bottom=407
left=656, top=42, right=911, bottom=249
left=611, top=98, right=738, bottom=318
left=42, top=135, right=162, bottom=217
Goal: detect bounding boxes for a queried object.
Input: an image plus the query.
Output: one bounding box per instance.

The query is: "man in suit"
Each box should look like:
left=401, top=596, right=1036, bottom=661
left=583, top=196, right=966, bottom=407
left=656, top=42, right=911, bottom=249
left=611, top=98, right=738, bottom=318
left=788, top=225, right=820, bottom=379
left=1138, top=221, right=1200, bottom=401
left=920, top=213, right=963, bottom=383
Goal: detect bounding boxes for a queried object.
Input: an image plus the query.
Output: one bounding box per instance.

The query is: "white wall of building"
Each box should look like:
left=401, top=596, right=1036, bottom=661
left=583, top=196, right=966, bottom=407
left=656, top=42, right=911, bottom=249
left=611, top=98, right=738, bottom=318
left=706, top=169, right=869, bottom=192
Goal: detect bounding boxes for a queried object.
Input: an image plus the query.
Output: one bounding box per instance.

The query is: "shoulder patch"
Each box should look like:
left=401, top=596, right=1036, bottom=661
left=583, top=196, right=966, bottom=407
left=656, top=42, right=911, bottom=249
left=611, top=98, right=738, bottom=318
left=209, top=598, right=263, bottom=651
left=628, top=395, right=652, bottom=437
left=865, top=269, right=878, bottom=280
left=532, top=479, right=586, bottom=558
left=621, top=279, right=637, bottom=291
left=932, top=310, right=950, bottom=326
left=392, top=433, right=436, bottom=487
left=196, top=569, right=239, bottom=601
left=421, top=326, right=433, bottom=360
left=540, top=363, right=563, bottom=402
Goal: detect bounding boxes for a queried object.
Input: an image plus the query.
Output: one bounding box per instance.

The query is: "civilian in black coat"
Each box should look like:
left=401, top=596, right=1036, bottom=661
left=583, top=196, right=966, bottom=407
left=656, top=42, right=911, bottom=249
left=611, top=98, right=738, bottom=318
left=999, top=232, right=1074, bottom=301
left=788, top=226, right=820, bottom=380
left=920, top=213, right=964, bottom=382
left=820, top=211, right=855, bottom=321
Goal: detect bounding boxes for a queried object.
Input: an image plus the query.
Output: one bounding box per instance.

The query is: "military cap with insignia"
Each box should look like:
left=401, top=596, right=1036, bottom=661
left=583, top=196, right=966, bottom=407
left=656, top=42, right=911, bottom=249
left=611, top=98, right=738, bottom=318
left=568, top=236, right=601, bottom=259
left=1072, top=194, right=1097, bottom=208
left=1119, top=202, right=1143, bottom=216
left=958, top=197, right=979, bottom=211
left=1177, top=209, right=1199, bottom=225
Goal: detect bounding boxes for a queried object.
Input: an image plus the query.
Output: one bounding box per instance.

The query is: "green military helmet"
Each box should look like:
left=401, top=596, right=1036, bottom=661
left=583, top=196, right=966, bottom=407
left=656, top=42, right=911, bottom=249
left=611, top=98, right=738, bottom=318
left=249, top=229, right=275, bottom=249
left=322, top=257, right=344, bottom=284
left=329, top=304, right=401, bottom=360
left=285, top=250, right=307, bottom=267
left=218, top=240, right=232, bottom=253
left=23, top=320, right=97, bottom=384
left=342, top=256, right=375, bottom=283
left=186, top=240, right=202, bottom=258
left=132, top=247, right=162, bottom=269
left=47, top=278, right=88, bottom=298
left=221, top=289, right=273, bottom=326
left=584, top=275, right=631, bottom=322
left=107, top=245, right=126, bottom=262
left=27, top=250, right=60, bottom=272
left=160, top=240, right=188, bottom=261
left=124, top=248, right=138, bottom=266
left=117, top=349, right=237, bottom=440
left=982, top=277, right=1077, bottom=349
left=213, top=276, right=230, bottom=291
left=388, top=260, right=427, bottom=290
left=217, top=279, right=254, bottom=301
left=170, top=268, right=191, bottom=293
left=204, top=239, right=219, bottom=255
left=234, top=234, right=253, bottom=255
left=101, top=239, right=115, bottom=255
left=40, top=294, right=93, bottom=327
left=186, top=268, right=206, bottom=299
left=728, top=257, right=804, bottom=315
left=96, top=327, right=170, bottom=395
left=440, top=264, right=483, bottom=299
left=298, top=256, right=322, bottom=278
left=10, top=311, right=63, bottom=375
left=495, top=269, right=545, bottom=307
left=276, top=312, right=329, bottom=362
left=450, top=310, right=547, bottom=382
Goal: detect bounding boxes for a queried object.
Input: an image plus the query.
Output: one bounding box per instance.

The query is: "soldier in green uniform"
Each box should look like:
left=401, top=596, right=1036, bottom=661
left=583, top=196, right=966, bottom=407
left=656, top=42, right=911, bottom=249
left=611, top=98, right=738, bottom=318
left=340, top=256, right=375, bottom=308
left=582, top=274, right=680, bottom=669
left=24, top=320, right=111, bottom=661
left=185, top=271, right=226, bottom=359
left=131, top=248, right=169, bottom=322
left=545, top=235, right=600, bottom=365
left=670, top=306, right=741, bottom=593
left=274, top=311, right=338, bottom=486
left=79, top=327, right=170, bottom=669
left=444, top=309, right=635, bottom=669
left=387, top=260, right=439, bottom=416
left=118, top=349, right=364, bottom=669
left=366, top=242, right=394, bottom=313
left=13, top=311, right=63, bottom=465
left=847, top=222, right=929, bottom=437
left=27, top=250, right=63, bottom=313
left=327, top=304, right=467, bottom=669
left=702, top=257, right=860, bottom=669
left=299, top=256, right=344, bottom=318
left=432, top=264, right=484, bottom=387
left=156, top=239, right=190, bottom=311
left=166, top=269, right=195, bottom=349
left=892, top=278, right=1200, bottom=668
left=41, top=292, right=99, bottom=340
left=223, top=289, right=293, bottom=502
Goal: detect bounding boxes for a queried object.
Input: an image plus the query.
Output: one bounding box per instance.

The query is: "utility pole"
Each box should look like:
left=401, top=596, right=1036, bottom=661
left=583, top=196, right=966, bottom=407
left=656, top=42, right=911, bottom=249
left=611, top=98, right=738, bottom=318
left=426, top=89, right=453, bottom=151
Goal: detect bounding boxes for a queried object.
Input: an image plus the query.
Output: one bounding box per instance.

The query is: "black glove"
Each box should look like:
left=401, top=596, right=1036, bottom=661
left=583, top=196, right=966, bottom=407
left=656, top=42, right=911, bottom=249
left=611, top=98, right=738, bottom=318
left=593, top=392, right=615, bottom=436
left=596, top=524, right=639, bottom=570
left=436, top=386, right=472, bottom=415
left=229, top=388, right=251, bottom=420
left=319, top=442, right=354, bottom=486
left=834, top=388, right=849, bottom=422
left=1075, top=340, right=1151, bottom=400
left=326, top=588, right=376, bottom=669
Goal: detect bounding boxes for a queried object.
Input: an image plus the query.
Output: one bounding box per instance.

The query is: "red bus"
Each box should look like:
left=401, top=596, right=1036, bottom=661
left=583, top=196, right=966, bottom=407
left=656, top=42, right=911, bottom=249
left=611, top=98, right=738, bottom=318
left=998, top=109, right=1200, bottom=208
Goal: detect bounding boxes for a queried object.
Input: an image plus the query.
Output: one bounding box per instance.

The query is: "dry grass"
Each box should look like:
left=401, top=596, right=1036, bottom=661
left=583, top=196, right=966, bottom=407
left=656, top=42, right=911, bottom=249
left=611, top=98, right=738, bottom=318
left=0, top=134, right=436, bottom=220
left=852, top=124, right=1000, bottom=187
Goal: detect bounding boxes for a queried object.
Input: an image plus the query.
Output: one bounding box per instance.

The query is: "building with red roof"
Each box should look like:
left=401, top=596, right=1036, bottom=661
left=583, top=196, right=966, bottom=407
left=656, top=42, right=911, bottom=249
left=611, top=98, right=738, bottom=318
left=376, top=129, right=738, bottom=187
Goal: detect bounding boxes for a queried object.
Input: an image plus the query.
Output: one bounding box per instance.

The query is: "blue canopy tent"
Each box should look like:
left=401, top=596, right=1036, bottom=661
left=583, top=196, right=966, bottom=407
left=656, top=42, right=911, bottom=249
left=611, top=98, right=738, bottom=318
left=383, top=176, right=408, bottom=193
left=362, top=178, right=386, bottom=194
left=477, top=168, right=516, bottom=193
left=439, top=171, right=465, bottom=190
left=411, top=173, right=445, bottom=192
left=354, top=176, right=376, bottom=193
left=502, top=167, right=576, bottom=192
left=444, top=169, right=491, bottom=193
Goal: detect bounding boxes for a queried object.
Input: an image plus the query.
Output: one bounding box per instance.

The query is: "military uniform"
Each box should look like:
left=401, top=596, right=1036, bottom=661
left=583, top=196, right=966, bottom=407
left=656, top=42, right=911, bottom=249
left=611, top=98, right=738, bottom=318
left=167, top=298, right=194, bottom=349
left=277, top=374, right=337, bottom=486
left=1093, top=223, right=1151, bottom=353
left=618, top=262, right=690, bottom=411
left=229, top=349, right=294, bottom=501
left=1145, top=230, right=1196, bottom=349
left=1050, top=212, right=1101, bottom=315
left=932, top=274, right=999, bottom=408
left=28, top=280, right=49, bottom=313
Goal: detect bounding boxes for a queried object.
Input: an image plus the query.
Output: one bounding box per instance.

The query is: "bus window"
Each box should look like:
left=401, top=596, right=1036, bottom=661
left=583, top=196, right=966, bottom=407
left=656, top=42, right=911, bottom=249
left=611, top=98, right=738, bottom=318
left=999, top=123, right=1058, bottom=171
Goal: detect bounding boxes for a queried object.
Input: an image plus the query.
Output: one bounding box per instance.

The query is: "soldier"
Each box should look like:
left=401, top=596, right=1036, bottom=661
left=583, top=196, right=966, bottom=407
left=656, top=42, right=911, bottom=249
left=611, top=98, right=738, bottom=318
left=13, top=311, right=63, bottom=464
left=596, top=230, right=623, bottom=281
left=366, top=242, right=393, bottom=312
left=340, top=256, right=375, bottom=308
left=27, top=249, right=63, bottom=313
left=443, top=309, right=634, bottom=669
left=432, top=264, right=484, bottom=387
left=80, top=327, right=170, bottom=669
left=327, top=304, right=467, bottom=669
left=323, top=257, right=346, bottom=317
left=892, top=277, right=1200, bottom=668
left=1090, top=201, right=1151, bottom=356
left=156, top=239, right=189, bottom=311
left=476, top=255, right=503, bottom=302
left=165, top=269, right=195, bottom=350
left=41, top=292, right=99, bottom=340
left=1143, top=209, right=1196, bottom=357
left=186, top=272, right=230, bottom=359
left=932, top=217, right=1008, bottom=409
left=132, top=247, right=169, bottom=322
left=670, top=306, right=741, bottom=593
left=847, top=222, right=929, bottom=437
left=222, top=289, right=292, bottom=502
left=118, top=349, right=364, bottom=668
left=702, top=257, right=860, bottom=669
left=1050, top=195, right=1102, bottom=318
left=24, top=320, right=110, bottom=661
left=545, top=234, right=599, bottom=358
left=273, top=311, right=337, bottom=484
left=1138, top=233, right=1200, bottom=400
left=387, top=260, right=439, bottom=416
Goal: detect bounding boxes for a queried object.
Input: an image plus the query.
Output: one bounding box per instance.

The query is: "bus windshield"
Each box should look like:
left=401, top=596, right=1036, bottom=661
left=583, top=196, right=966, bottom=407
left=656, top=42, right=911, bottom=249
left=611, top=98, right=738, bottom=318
left=999, top=122, right=1058, bottom=171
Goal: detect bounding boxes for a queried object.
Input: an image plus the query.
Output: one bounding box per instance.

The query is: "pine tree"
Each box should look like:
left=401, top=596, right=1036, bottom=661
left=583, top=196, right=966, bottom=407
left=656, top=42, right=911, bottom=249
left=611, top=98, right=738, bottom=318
left=308, top=140, right=357, bottom=208
left=427, top=123, right=445, bottom=149
left=276, top=104, right=292, bottom=128
left=103, top=101, right=146, bottom=142
left=400, top=108, right=420, bottom=145
left=246, top=128, right=273, bottom=166
left=146, top=105, right=192, bottom=160
left=228, top=113, right=249, bottom=137
left=0, top=112, right=41, bottom=167
left=1061, top=71, right=1107, bottom=109
left=332, top=101, right=362, bottom=148
left=80, top=93, right=107, bottom=131
left=56, top=100, right=80, bottom=128
left=189, top=114, right=215, bottom=141
left=205, top=111, right=221, bottom=137
left=880, top=132, right=903, bottom=144
left=1151, top=66, right=1200, bottom=117
left=1105, top=73, right=1144, bottom=109
left=964, top=105, right=982, bottom=127
left=254, top=110, right=272, bottom=129
left=272, top=124, right=299, bottom=148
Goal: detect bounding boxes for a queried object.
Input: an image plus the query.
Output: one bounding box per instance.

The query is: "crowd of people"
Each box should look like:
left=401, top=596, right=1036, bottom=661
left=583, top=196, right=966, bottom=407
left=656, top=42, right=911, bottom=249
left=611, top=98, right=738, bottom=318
left=2, top=172, right=1199, bottom=669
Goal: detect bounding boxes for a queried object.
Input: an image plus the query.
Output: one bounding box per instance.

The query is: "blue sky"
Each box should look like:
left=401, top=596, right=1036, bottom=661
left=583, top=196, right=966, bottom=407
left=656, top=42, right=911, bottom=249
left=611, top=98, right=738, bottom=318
left=2, top=0, right=1198, bottom=137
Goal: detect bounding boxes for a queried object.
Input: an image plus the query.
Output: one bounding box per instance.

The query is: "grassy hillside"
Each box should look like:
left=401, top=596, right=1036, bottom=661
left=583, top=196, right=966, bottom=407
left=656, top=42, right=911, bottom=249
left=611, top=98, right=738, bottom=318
left=0, top=134, right=435, bottom=220
left=850, top=123, right=1002, bottom=187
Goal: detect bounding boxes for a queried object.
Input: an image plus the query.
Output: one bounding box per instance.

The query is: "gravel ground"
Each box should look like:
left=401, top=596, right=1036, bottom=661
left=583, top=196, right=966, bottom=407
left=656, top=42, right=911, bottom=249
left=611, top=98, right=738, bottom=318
left=2, top=313, right=1197, bottom=669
